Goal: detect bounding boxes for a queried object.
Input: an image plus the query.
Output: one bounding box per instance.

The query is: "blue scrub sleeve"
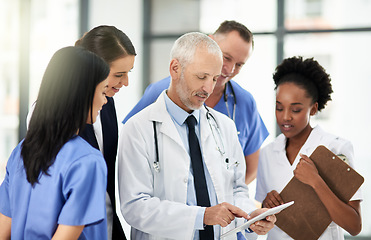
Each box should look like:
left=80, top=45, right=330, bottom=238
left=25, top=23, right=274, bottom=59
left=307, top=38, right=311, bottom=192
left=0, top=165, right=11, bottom=217
left=122, top=76, right=171, bottom=124
left=242, top=98, right=269, bottom=156
left=58, top=155, right=107, bottom=226
left=0, top=146, right=20, bottom=218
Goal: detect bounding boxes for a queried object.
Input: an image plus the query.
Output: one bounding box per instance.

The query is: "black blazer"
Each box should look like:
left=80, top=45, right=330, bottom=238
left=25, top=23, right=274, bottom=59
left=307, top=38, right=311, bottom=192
left=79, top=97, right=126, bottom=240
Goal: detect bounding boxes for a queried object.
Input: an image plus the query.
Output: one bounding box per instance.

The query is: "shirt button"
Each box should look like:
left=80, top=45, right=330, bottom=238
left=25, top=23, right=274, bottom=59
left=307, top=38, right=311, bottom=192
left=184, top=178, right=188, bottom=183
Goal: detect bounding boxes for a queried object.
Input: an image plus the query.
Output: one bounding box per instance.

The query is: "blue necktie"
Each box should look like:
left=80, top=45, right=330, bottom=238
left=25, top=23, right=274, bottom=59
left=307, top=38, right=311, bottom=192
left=185, top=115, right=214, bottom=239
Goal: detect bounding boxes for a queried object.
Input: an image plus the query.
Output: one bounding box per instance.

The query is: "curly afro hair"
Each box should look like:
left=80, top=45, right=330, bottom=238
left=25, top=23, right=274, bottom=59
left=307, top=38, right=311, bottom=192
left=273, top=56, right=333, bottom=112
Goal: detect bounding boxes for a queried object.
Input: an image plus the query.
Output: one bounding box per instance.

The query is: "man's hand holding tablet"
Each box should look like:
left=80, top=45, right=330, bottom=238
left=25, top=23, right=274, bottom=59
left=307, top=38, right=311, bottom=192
left=221, top=201, right=294, bottom=238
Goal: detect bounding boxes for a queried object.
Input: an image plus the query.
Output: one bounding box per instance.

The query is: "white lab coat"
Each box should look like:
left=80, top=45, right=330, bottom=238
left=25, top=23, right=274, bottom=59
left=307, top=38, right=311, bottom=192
left=118, top=92, right=257, bottom=240
left=256, top=125, right=363, bottom=240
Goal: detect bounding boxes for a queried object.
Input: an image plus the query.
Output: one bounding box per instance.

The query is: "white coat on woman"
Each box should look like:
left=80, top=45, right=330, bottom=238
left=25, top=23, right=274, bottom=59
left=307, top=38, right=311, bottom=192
left=255, top=125, right=363, bottom=240
left=118, top=91, right=257, bottom=240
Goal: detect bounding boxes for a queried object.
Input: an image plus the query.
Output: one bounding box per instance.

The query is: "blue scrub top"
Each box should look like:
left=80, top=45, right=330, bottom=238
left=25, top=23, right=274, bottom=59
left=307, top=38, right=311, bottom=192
left=0, top=136, right=108, bottom=240
left=123, top=76, right=269, bottom=156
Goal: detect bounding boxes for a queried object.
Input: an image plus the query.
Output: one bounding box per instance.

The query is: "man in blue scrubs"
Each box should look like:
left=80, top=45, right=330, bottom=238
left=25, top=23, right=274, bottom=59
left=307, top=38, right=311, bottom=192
left=123, top=21, right=268, bottom=185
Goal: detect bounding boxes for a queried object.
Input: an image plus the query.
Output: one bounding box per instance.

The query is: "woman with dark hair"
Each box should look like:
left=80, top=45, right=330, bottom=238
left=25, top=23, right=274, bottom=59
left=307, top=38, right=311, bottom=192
left=255, top=56, right=362, bottom=239
left=75, top=25, right=136, bottom=240
left=0, top=46, right=110, bottom=239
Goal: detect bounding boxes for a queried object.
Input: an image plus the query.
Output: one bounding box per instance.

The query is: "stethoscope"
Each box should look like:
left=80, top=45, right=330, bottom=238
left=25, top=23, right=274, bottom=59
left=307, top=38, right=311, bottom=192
left=223, top=81, right=236, bottom=122
left=206, top=105, right=240, bottom=169
left=152, top=105, right=233, bottom=173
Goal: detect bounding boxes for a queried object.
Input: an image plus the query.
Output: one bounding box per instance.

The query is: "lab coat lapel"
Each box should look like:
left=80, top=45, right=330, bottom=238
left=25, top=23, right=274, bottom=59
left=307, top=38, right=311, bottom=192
left=275, top=126, right=323, bottom=168
left=199, top=107, right=224, bottom=202
left=148, top=91, right=189, bottom=203
left=298, top=126, right=323, bottom=155
left=199, top=106, right=212, bottom=145
left=149, top=91, right=186, bottom=151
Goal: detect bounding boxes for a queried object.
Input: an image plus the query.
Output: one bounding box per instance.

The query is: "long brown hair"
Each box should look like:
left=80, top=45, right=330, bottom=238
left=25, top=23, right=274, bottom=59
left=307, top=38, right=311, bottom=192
left=22, top=47, right=110, bottom=185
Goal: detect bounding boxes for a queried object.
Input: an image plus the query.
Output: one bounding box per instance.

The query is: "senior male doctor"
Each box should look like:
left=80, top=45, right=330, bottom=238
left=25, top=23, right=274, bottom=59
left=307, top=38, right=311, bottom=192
left=118, top=32, right=276, bottom=240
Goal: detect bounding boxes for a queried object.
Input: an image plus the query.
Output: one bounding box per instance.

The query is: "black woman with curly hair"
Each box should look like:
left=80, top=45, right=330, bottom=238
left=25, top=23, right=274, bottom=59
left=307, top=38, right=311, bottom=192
left=255, top=56, right=362, bottom=239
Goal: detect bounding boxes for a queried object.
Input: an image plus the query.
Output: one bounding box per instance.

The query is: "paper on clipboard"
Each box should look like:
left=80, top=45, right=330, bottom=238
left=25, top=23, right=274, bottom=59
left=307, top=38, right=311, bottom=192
left=221, top=201, right=294, bottom=239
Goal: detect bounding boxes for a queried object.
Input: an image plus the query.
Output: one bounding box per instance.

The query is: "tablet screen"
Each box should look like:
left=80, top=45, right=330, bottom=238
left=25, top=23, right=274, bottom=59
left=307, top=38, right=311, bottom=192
left=221, top=201, right=294, bottom=238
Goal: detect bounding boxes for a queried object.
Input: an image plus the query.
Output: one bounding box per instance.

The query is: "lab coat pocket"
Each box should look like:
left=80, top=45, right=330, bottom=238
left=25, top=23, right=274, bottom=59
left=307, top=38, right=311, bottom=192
left=220, top=157, right=238, bottom=199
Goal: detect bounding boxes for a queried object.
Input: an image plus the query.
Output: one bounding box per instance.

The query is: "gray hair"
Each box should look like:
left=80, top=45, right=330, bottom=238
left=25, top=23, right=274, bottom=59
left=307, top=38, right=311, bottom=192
left=170, top=32, right=222, bottom=68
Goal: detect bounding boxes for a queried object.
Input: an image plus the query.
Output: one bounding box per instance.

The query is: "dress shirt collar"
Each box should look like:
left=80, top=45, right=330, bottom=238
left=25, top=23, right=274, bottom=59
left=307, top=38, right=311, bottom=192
left=164, top=91, right=200, bottom=126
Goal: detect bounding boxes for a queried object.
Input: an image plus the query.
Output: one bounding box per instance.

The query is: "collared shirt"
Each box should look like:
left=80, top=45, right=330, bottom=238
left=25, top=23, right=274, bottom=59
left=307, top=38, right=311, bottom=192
left=164, top=93, right=219, bottom=239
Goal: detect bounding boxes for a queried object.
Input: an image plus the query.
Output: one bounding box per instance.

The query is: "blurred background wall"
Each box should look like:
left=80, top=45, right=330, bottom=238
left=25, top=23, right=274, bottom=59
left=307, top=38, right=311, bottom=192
left=1, top=0, right=370, bottom=238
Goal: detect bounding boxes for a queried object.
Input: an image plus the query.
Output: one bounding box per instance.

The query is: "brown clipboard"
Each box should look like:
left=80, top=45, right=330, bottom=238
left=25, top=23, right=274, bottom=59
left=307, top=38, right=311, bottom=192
left=275, top=145, right=364, bottom=240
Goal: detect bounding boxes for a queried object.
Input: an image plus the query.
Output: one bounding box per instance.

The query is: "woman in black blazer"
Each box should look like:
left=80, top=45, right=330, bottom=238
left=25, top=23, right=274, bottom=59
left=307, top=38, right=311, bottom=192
left=76, top=25, right=136, bottom=240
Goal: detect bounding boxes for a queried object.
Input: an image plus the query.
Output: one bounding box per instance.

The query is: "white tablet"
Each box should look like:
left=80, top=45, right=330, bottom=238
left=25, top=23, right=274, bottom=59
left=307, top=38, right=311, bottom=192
left=221, top=201, right=294, bottom=238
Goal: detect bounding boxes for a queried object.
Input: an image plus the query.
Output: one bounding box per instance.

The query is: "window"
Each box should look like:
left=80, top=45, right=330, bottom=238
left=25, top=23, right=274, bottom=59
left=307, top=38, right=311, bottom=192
left=0, top=0, right=20, bottom=181
left=0, top=0, right=78, bottom=182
